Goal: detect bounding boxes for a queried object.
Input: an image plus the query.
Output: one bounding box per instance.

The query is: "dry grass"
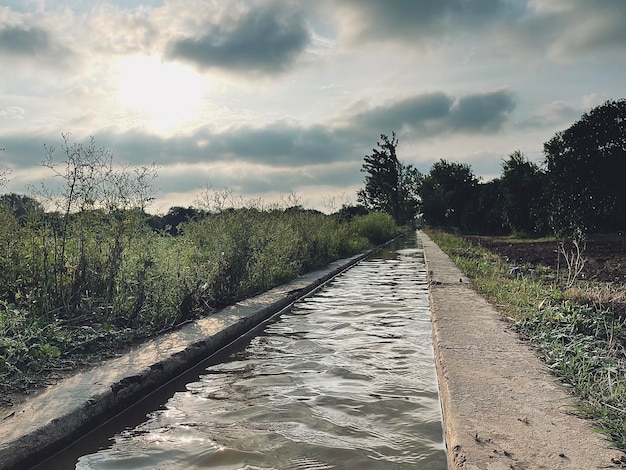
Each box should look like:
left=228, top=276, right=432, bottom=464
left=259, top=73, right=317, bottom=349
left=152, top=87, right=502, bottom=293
left=565, top=287, right=626, bottom=320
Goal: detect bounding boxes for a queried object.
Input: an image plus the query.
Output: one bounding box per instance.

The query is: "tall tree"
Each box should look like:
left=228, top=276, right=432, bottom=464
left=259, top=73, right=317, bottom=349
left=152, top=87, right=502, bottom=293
left=474, top=178, right=507, bottom=235
left=419, top=159, right=479, bottom=230
left=358, top=133, right=421, bottom=225
left=500, top=150, right=547, bottom=235
left=544, top=99, right=626, bottom=235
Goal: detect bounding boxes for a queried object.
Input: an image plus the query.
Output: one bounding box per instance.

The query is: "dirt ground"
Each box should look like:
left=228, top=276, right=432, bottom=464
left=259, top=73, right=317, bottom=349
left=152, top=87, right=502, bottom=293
left=464, top=234, right=626, bottom=284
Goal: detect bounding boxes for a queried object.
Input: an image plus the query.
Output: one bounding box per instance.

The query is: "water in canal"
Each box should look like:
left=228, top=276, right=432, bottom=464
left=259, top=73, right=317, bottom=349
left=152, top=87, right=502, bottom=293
left=66, top=232, right=446, bottom=469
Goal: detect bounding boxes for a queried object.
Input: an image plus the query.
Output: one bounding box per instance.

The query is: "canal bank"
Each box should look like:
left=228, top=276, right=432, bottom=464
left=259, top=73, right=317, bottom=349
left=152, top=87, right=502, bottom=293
left=0, top=252, right=371, bottom=470
left=420, top=231, right=624, bottom=469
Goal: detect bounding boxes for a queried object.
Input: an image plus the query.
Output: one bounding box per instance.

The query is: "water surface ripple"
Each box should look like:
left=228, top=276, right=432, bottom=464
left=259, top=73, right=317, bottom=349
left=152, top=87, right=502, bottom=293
left=77, top=233, right=446, bottom=469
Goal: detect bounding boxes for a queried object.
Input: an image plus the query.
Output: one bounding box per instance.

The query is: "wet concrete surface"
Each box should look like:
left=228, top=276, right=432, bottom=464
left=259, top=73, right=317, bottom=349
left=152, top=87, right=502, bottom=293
left=0, top=253, right=367, bottom=470
left=420, top=231, right=625, bottom=469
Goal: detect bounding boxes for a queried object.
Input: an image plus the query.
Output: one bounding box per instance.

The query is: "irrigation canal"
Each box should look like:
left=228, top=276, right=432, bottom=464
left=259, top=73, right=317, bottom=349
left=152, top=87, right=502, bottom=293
left=40, top=232, right=446, bottom=469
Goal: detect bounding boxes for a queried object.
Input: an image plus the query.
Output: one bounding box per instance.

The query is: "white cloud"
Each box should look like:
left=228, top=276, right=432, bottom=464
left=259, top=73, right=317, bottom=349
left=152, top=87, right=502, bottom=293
left=582, top=93, right=608, bottom=110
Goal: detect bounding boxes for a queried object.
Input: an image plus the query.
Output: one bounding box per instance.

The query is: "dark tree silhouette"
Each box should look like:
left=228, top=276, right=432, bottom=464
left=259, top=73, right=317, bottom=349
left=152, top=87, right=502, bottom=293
left=474, top=179, right=507, bottom=235
left=500, top=151, right=547, bottom=235
left=161, top=206, right=203, bottom=235
left=358, top=133, right=421, bottom=225
left=418, top=159, right=479, bottom=231
left=0, top=193, right=45, bottom=226
left=544, top=99, right=626, bottom=235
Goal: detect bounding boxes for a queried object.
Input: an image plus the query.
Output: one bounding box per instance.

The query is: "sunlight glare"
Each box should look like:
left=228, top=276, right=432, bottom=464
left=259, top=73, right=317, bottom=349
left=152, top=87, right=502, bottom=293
left=115, top=55, right=206, bottom=133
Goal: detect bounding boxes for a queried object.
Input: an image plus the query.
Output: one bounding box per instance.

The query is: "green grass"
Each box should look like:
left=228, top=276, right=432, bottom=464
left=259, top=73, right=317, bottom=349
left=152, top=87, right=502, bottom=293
left=426, top=229, right=559, bottom=321
left=426, top=228, right=626, bottom=449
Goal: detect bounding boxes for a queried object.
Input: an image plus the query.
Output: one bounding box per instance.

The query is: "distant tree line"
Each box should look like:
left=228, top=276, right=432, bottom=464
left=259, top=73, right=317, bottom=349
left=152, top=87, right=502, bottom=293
left=358, top=99, right=626, bottom=238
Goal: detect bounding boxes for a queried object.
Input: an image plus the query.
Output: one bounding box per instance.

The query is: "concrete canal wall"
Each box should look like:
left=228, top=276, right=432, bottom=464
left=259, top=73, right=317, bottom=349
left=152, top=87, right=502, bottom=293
left=420, top=231, right=623, bottom=469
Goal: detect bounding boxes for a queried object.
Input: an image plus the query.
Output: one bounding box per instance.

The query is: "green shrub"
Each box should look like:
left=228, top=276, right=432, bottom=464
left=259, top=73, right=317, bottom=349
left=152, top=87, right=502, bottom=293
left=349, top=211, right=401, bottom=245
left=0, top=200, right=402, bottom=393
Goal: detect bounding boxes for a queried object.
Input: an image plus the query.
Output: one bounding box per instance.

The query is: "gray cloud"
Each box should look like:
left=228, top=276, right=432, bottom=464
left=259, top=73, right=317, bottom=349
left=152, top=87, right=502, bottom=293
left=161, top=162, right=363, bottom=197
left=349, top=90, right=516, bottom=137
left=448, top=91, right=517, bottom=132
left=338, top=0, right=517, bottom=43
left=350, top=93, right=453, bottom=134
left=0, top=25, right=57, bottom=56
left=0, top=86, right=515, bottom=210
left=519, top=101, right=582, bottom=130
left=2, top=89, right=515, bottom=174
left=549, top=1, right=626, bottom=59
left=0, top=23, right=75, bottom=69
left=338, top=0, right=626, bottom=61
left=1, top=127, right=362, bottom=208
left=88, top=123, right=354, bottom=168
left=206, top=123, right=352, bottom=164
left=0, top=133, right=50, bottom=168
left=493, top=1, right=626, bottom=61
left=0, top=123, right=353, bottom=171
left=164, top=4, right=310, bottom=74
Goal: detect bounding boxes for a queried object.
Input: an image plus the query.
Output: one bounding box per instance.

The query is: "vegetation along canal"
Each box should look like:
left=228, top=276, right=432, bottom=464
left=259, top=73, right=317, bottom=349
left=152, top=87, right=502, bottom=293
left=42, top=232, right=446, bottom=469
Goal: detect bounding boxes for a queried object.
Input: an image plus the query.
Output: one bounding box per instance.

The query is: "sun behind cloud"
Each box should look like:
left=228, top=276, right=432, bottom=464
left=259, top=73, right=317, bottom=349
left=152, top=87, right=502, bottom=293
left=115, top=54, right=207, bottom=133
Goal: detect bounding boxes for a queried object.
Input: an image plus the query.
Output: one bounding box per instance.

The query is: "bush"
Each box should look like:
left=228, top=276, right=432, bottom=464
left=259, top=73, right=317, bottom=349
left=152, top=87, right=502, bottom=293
left=349, top=211, right=402, bottom=245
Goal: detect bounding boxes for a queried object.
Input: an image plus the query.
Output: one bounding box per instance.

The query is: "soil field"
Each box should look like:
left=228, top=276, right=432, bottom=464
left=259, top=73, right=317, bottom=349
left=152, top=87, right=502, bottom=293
left=464, top=234, right=626, bottom=284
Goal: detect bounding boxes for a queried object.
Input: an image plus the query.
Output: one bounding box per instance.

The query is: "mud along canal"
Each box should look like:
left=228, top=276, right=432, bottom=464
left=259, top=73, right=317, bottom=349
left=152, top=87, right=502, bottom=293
left=39, top=233, right=446, bottom=469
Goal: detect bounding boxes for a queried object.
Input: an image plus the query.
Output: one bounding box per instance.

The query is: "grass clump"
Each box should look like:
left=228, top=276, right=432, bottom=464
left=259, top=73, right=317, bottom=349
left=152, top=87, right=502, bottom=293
left=516, top=303, right=626, bottom=448
left=426, top=228, right=626, bottom=449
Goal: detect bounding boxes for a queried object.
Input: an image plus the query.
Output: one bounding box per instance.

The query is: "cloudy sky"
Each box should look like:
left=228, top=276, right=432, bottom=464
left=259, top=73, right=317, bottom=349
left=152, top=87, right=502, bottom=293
left=1, top=0, right=624, bottom=213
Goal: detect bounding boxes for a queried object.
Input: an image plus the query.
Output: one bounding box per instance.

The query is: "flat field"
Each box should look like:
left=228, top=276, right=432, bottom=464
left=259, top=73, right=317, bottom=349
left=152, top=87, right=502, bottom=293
left=465, top=234, right=626, bottom=284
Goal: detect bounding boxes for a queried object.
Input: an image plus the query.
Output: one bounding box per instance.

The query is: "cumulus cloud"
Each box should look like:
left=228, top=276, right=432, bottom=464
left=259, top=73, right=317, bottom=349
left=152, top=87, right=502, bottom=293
left=1, top=127, right=363, bottom=210
left=0, top=132, right=51, bottom=168
left=87, top=123, right=352, bottom=168
left=335, top=0, right=517, bottom=44
left=164, top=4, right=311, bottom=74
left=497, top=0, right=626, bottom=61
left=334, top=0, right=626, bottom=63
left=553, top=3, right=626, bottom=59
left=448, top=91, right=517, bottom=132
left=0, top=124, right=349, bottom=171
left=0, top=25, right=50, bottom=55
left=348, top=90, right=516, bottom=137
left=2, top=87, right=516, bottom=174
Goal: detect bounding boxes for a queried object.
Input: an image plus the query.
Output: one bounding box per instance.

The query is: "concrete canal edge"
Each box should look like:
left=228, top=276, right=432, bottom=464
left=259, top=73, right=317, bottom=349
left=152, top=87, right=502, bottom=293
left=0, top=249, right=378, bottom=470
left=420, top=231, right=625, bottom=469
